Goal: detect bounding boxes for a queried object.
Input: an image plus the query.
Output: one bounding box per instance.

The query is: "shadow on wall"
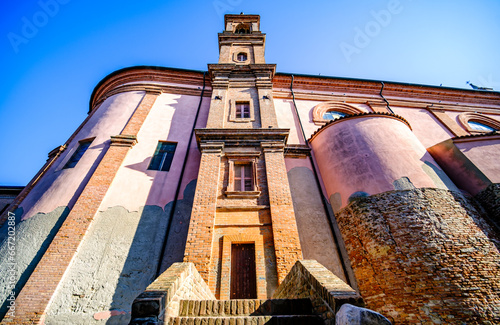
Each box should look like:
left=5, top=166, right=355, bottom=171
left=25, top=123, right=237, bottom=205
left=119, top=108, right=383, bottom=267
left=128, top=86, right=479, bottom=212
left=105, top=180, right=197, bottom=325
left=0, top=206, right=69, bottom=320
left=104, top=94, right=205, bottom=324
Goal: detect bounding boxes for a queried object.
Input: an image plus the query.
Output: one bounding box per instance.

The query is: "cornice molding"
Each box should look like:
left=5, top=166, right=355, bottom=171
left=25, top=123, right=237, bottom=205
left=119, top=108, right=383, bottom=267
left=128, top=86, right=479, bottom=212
left=309, top=112, right=412, bottom=143
left=452, top=132, right=500, bottom=143
left=284, top=145, right=311, bottom=158
left=273, top=74, right=500, bottom=110
left=110, top=135, right=137, bottom=147
left=90, top=67, right=209, bottom=113
left=195, top=128, right=289, bottom=148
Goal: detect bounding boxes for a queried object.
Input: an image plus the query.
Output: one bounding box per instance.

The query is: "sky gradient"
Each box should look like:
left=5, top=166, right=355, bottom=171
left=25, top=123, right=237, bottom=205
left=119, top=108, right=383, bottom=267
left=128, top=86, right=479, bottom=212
left=1, top=0, right=499, bottom=186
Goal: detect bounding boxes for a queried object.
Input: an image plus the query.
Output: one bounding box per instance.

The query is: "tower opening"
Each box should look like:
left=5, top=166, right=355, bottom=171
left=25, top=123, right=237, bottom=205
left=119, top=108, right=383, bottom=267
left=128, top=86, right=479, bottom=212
left=234, top=23, right=250, bottom=34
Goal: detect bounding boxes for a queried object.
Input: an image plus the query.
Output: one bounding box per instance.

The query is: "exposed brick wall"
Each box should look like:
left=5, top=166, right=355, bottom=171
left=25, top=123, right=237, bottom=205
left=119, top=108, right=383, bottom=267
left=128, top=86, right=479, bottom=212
left=273, top=260, right=363, bottom=321
left=4, top=92, right=159, bottom=324
left=262, top=143, right=303, bottom=283
left=130, top=262, right=215, bottom=324
left=335, top=188, right=500, bottom=324
left=475, top=183, right=500, bottom=228
left=211, top=226, right=278, bottom=300
left=183, top=143, right=223, bottom=283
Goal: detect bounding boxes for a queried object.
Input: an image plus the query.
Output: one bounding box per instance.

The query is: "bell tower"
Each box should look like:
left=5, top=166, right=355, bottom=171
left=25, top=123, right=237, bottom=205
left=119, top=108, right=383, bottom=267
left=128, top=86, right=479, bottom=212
left=183, top=14, right=303, bottom=299
left=218, top=14, right=265, bottom=65
left=205, top=14, right=278, bottom=129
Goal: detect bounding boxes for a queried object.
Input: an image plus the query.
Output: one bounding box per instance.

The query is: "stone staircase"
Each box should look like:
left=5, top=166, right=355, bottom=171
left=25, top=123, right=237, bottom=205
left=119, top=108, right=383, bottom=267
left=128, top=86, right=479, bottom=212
left=167, top=298, right=324, bottom=324
left=129, top=261, right=388, bottom=325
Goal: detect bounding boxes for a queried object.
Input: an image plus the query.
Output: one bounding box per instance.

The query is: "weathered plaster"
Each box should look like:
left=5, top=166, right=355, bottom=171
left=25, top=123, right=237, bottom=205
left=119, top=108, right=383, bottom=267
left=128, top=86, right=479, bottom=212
left=428, top=139, right=491, bottom=195
left=44, top=205, right=168, bottom=324
left=310, top=116, right=455, bottom=209
left=100, top=93, right=209, bottom=210
left=0, top=206, right=69, bottom=319
left=18, top=92, right=145, bottom=220
left=455, top=138, right=500, bottom=183
left=287, top=167, right=346, bottom=282
left=273, top=98, right=307, bottom=145
left=390, top=106, right=454, bottom=148
left=157, top=180, right=198, bottom=273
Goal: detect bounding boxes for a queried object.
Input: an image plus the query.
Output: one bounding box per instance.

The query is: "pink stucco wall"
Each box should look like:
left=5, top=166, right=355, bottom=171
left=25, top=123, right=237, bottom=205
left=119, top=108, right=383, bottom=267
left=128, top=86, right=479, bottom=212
left=310, top=115, right=454, bottom=210
left=455, top=137, right=500, bottom=183
left=19, top=91, right=145, bottom=220
left=390, top=106, right=454, bottom=148
left=274, top=98, right=370, bottom=145
left=100, top=92, right=210, bottom=211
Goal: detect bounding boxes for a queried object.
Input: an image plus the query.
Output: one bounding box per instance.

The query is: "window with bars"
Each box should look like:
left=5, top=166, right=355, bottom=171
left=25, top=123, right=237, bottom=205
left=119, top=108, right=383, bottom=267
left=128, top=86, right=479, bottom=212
left=234, top=163, right=253, bottom=191
left=148, top=142, right=177, bottom=172
left=236, top=102, right=250, bottom=118
left=63, top=139, right=93, bottom=169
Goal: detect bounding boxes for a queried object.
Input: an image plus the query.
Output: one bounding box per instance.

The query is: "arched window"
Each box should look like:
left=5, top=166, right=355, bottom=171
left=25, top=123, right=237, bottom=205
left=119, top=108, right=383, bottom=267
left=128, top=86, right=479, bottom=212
left=468, top=121, right=496, bottom=132
left=458, top=112, right=500, bottom=134
left=312, top=102, right=363, bottom=125
left=234, top=23, right=250, bottom=34
left=322, top=110, right=347, bottom=121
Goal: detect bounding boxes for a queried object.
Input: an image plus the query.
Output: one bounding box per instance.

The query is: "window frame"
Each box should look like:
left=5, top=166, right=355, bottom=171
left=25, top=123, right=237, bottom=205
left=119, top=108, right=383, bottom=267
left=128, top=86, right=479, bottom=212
left=312, top=102, right=363, bottom=125
left=148, top=141, right=177, bottom=172
left=225, top=153, right=260, bottom=198
left=62, top=138, right=94, bottom=169
left=229, top=99, right=255, bottom=122
left=236, top=52, right=248, bottom=62
left=458, top=112, right=500, bottom=134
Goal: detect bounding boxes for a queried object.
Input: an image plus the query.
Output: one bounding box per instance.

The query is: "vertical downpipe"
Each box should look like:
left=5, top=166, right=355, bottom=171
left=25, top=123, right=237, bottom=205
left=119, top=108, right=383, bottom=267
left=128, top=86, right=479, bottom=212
left=289, top=75, right=356, bottom=288
left=156, top=72, right=207, bottom=277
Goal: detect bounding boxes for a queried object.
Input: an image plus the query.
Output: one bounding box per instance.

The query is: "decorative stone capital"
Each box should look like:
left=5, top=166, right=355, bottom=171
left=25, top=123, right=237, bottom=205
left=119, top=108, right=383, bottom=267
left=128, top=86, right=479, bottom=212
left=144, top=87, right=163, bottom=95
left=48, top=145, right=67, bottom=159
left=200, top=142, right=224, bottom=153
left=261, top=141, right=285, bottom=153
left=110, top=135, right=137, bottom=147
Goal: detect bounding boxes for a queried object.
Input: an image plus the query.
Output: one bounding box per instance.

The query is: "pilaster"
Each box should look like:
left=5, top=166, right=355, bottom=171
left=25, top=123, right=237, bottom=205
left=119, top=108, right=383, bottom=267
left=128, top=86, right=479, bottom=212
left=183, top=142, right=224, bottom=285
left=5, top=90, right=160, bottom=324
left=261, top=142, right=303, bottom=283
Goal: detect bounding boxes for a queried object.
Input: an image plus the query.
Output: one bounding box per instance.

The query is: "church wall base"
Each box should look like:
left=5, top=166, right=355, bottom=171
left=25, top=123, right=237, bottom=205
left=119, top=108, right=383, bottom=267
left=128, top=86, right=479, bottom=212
left=335, top=188, right=500, bottom=324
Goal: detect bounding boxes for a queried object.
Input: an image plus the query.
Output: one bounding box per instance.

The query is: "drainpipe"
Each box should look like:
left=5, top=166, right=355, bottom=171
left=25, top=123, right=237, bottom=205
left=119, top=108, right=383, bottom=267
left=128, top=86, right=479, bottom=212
left=156, top=72, right=207, bottom=277
left=289, top=75, right=356, bottom=288
left=380, top=81, right=394, bottom=114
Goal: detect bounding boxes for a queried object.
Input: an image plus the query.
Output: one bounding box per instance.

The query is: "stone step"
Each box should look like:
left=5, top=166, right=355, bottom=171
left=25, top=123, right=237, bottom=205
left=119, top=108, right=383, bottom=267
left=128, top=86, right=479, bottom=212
left=179, top=299, right=315, bottom=317
left=167, top=315, right=324, bottom=325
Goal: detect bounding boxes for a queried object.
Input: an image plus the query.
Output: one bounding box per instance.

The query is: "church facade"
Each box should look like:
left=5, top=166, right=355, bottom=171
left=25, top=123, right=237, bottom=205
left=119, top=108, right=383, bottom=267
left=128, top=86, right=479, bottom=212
left=1, top=14, right=499, bottom=324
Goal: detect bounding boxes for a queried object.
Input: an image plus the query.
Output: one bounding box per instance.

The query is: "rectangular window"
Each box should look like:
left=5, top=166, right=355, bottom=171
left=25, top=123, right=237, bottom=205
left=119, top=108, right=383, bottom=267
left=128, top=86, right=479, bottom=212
left=234, top=163, right=253, bottom=191
left=236, top=102, right=250, bottom=118
left=148, top=142, right=177, bottom=171
left=63, top=139, right=93, bottom=169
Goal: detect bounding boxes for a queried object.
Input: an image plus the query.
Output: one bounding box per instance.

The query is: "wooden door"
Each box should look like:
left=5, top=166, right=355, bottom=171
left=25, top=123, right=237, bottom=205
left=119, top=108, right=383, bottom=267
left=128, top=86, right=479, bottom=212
left=230, top=243, right=257, bottom=299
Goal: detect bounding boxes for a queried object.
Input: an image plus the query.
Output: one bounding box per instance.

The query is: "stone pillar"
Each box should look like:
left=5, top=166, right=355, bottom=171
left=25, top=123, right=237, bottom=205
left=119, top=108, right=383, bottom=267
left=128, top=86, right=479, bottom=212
left=262, top=142, right=302, bottom=283
left=183, top=142, right=224, bottom=284
left=4, top=91, right=160, bottom=324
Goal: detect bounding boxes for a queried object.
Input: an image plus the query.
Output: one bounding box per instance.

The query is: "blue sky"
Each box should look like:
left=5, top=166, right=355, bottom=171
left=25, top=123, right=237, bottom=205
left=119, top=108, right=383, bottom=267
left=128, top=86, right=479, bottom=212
left=1, top=0, right=499, bottom=186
